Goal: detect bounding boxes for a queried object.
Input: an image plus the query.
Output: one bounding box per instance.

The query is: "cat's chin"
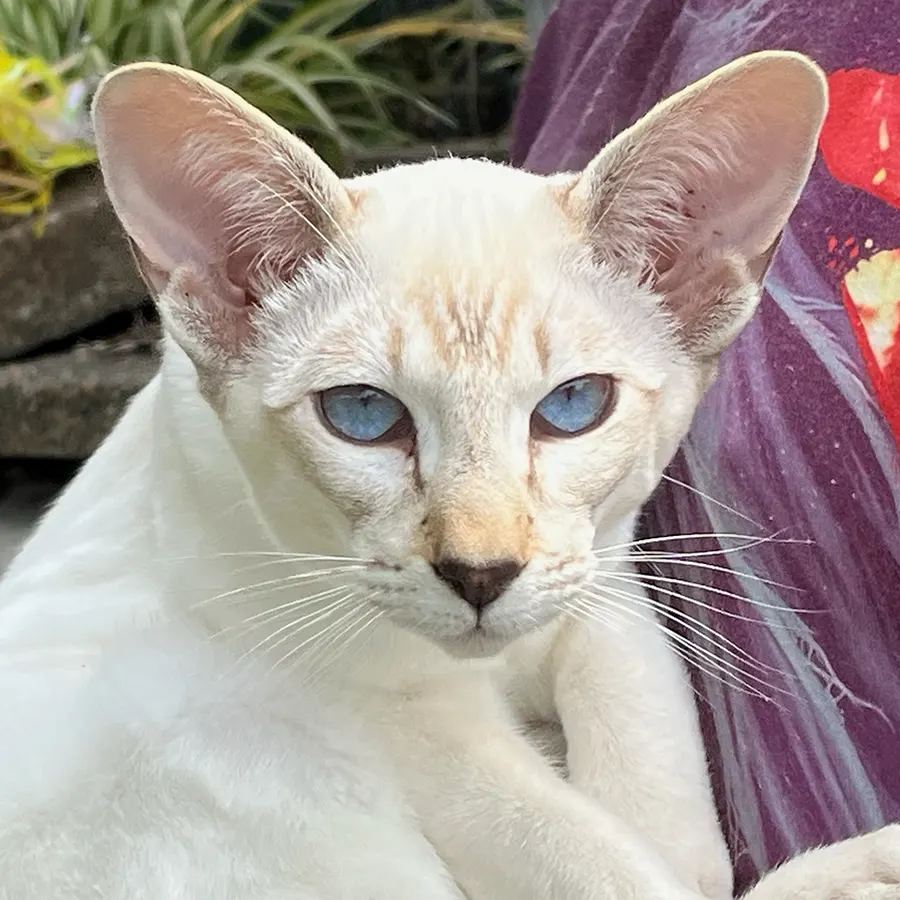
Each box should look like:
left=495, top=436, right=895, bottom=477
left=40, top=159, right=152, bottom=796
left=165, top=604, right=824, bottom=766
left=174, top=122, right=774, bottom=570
left=436, top=627, right=518, bottom=660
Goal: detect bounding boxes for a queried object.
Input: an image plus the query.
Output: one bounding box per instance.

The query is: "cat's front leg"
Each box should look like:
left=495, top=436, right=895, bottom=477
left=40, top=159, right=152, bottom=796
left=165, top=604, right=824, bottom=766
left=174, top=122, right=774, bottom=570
left=552, top=597, right=732, bottom=900
left=371, top=675, right=698, bottom=900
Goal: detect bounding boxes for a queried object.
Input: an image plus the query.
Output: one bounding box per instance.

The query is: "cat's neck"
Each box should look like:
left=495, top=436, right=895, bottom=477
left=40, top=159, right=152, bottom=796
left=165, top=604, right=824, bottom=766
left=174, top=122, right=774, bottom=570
left=0, top=345, right=268, bottom=631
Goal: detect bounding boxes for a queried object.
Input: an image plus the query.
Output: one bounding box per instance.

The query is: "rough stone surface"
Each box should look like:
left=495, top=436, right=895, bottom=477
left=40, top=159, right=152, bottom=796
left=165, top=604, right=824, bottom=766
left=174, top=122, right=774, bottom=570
left=0, top=169, right=148, bottom=360
left=0, top=330, right=159, bottom=458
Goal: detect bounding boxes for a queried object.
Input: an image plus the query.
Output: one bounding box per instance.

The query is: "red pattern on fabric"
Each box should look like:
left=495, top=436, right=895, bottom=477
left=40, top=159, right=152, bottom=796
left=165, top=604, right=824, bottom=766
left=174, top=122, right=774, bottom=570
left=819, top=68, right=900, bottom=443
left=841, top=279, right=900, bottom=439
left=820, top=68, right=900, bottom=208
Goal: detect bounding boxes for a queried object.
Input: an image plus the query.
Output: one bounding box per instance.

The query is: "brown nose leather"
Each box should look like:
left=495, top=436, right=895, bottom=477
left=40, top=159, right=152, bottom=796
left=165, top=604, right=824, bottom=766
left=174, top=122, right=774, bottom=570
left=431, top=558, right=523, bottom=611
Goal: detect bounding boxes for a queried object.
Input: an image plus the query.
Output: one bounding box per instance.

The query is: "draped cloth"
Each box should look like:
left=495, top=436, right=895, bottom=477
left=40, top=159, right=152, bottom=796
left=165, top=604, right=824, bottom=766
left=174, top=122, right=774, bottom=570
left=512, top=0, right=900, bottom=887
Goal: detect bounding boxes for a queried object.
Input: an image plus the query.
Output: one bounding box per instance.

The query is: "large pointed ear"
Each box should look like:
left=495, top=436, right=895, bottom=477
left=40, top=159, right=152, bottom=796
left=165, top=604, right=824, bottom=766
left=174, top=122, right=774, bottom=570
left=564, top=51, right=827, bottom=358
left=91, top=63, right=354, bottom=367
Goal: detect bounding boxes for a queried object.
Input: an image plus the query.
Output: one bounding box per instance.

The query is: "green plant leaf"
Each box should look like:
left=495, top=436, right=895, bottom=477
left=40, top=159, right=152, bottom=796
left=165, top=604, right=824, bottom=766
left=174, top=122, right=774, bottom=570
left=218, top=57, right=350, bottom=145
left=274, top=0, right=375, bottom=39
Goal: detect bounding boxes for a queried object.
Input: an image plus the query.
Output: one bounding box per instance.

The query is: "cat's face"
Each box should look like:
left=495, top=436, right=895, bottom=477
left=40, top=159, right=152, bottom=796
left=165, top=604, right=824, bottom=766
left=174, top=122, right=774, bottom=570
left=243, top=160, right=701, bottom=655
left=92, top=54, right=827, bottom=656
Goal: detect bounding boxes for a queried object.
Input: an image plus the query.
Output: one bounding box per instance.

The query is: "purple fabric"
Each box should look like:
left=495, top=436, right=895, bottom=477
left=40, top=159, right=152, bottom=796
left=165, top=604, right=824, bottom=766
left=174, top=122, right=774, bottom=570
left=513, top=0, right=900, bottom=888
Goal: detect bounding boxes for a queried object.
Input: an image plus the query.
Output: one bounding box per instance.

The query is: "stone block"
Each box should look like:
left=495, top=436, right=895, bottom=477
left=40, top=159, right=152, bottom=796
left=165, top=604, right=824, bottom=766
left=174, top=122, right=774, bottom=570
left=0, top=169, right=147, bottom=360
left=0, top=332, right=159, bottom=458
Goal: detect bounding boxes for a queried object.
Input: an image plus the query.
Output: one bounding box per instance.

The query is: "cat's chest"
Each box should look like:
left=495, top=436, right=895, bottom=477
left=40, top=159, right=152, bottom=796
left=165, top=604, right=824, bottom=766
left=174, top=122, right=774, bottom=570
left=495, top=622, right=562, bottom=722
left=494, top=624, right=569, bottom=773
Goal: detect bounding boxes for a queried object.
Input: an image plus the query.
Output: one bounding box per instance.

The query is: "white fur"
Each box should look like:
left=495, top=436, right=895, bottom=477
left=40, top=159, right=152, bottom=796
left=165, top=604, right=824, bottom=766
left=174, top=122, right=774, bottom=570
left=2, top=51, right=897, bottom=900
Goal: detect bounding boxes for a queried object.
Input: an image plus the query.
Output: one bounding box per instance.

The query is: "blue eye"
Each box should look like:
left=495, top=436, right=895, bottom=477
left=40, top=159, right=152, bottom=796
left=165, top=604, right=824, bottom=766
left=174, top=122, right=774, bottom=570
left=532, top=375, right=615, bottom=438
left=317, top=385, right=413, bottom=445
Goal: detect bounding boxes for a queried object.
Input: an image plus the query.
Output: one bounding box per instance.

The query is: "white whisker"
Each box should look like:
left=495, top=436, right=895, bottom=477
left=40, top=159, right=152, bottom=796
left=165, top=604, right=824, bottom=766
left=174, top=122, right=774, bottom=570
left=660, top=472, right=764, bottom=529
left=565, top=599, right=705, bottom=699
left=600, top=568, right=813, bottom=615
left=297, top=604, right=367, bottom=669
left=592, top=534, right=805, bottom=563
left=306, top=602, right=387, bottom=691
left=574, top=587, right=787, bottom=704
left=593, top=530, right=811, bottom=557
left=593, top=553, right=803, bottom=592
left=213, top=558, right=368, bottom=580
left=232, top=591, right=357, bottom=671
left=266, top=593, right=365, bottom=678
left=605, top=571, right=797, bottom=634
left=564, top=595, right=743, bottom=699
left=165, top=551, right=370, bottom=563
left=666, top=633, right=779, bottom=705
left=302, top=598, right=385, bottom=680
left=633, top=554, right=804, bottom=593
left=214, top=585, right=351, bottom=637
left=563, top=598, right=627, bottom=634
left=585, top=581, right=789, bottom=679
left=188, top=566, right=364, bottom=611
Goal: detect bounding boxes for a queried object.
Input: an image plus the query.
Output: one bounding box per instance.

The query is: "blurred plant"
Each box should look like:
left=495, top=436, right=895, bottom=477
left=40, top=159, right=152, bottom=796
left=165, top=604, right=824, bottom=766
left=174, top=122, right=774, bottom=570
left=360, top=0, right=526, bottom=139
left=0, top=0, right=527, bottom=162
left=0, top=45, right=95, bottom=223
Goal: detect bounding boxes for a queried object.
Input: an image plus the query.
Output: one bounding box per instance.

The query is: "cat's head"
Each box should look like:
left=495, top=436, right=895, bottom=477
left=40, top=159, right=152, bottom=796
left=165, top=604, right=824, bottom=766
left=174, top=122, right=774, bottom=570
left=92, top=54, right=826, bottom=657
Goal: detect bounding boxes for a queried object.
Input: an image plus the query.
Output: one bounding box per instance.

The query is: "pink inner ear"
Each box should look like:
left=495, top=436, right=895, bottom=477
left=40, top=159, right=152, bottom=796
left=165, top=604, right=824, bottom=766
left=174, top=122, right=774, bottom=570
left=223, top=245, right=263, bottom=308
left=645, top=202, right=693, bottom=279
left=209, top=264, right=253, bottom=309
left=97, top=75, right=339, bottom=311
left=130, top=159, right=314, bottom=310
left=164, top=265, right=256, bottom=359
left=127, top=181, right=258, bottom=310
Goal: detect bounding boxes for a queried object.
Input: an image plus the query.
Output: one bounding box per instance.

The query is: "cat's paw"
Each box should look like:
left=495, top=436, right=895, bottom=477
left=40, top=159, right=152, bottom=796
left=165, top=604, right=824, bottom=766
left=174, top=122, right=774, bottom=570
left=745, top=825, right=900, bottom=900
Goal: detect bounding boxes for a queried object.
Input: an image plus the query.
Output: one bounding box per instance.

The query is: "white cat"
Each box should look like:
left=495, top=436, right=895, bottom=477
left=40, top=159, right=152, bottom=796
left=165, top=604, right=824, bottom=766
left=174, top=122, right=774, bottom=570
left=1, top=50, right=898, bottom=900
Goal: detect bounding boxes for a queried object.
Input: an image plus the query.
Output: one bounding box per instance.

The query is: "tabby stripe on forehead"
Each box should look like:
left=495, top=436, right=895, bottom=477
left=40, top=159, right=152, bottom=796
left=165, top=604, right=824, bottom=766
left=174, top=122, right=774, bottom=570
left=387, top=324, right=404, bottom=373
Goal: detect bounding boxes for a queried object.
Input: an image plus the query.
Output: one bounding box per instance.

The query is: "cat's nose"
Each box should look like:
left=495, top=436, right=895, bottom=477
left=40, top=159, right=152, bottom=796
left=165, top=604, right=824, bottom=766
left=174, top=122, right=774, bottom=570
left=431, top=558, right=524, bottom=612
